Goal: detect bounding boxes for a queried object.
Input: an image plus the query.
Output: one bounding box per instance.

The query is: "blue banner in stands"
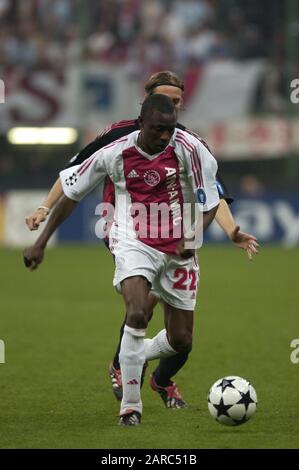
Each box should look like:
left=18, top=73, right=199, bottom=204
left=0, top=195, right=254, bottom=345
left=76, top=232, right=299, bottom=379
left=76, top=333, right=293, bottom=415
left=58, top=191, right=299, bottom=247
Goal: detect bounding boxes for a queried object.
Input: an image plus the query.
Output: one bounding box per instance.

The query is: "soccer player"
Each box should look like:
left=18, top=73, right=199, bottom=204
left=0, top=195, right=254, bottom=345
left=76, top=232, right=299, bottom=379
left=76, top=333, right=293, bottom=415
left=25, top=71, right=258, bottom=408
left=24, top=94, right=220, bottom=425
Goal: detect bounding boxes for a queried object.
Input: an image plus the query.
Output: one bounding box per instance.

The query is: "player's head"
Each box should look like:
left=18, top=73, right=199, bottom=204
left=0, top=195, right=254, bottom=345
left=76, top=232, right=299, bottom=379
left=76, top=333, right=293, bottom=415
left=138, top=94, right=177, bottom=155
left=144, top=71, right=184, bottom=112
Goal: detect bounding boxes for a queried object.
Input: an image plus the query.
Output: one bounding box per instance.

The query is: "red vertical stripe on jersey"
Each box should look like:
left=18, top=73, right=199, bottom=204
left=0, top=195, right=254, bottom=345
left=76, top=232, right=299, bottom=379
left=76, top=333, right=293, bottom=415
left=122, top=146, right=184, bottom=255
left=78, top=155, right=96, bottom=175
left=175, top=136, right=201, bottom=187
left=175, top=133, right=203, bottom=187
left=193, top=147, right=203, bottom=187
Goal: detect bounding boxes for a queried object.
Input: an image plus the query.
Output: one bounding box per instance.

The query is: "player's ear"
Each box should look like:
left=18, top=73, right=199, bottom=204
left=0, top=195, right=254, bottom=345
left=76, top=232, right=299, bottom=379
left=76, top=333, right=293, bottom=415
left=138, top=116, right=144, bottom=129
left=179, top=98, right=185, bottom=112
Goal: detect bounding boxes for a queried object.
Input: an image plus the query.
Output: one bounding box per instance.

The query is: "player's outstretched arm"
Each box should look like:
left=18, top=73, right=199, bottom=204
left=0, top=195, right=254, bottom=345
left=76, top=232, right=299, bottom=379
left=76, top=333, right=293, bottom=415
left=215, top=199, right=259, bottom=260
left=23, top=195, right=77, bottom=271
left=25, top=177, right=64, bottom=231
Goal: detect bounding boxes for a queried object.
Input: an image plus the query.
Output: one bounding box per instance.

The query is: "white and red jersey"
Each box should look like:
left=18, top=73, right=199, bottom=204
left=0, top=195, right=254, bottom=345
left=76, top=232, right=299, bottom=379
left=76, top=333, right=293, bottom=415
left=60, top=129, right=219, bottom=255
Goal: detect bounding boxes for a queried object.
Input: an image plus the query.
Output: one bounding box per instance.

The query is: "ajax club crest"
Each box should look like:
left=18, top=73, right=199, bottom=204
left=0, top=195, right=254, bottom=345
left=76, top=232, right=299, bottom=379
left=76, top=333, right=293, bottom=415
left=144, top=170, right=160, bottom=187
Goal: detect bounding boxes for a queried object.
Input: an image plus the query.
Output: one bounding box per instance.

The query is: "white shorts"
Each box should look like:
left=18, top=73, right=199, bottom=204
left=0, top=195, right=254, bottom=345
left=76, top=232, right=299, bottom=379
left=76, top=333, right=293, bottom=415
left=110, top=238, right=199, bottom=311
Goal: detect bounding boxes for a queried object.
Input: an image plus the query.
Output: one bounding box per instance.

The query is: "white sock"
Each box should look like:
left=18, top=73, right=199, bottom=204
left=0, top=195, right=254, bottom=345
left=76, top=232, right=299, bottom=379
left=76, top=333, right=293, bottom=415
left=119, top=325, right=146, bottom=416
left=144, top=329, right=176, bottom=361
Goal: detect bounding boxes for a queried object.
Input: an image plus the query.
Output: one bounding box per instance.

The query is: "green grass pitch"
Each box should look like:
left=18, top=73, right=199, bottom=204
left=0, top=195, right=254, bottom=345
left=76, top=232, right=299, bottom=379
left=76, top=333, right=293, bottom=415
left=0, top=245, right=298, bottom=449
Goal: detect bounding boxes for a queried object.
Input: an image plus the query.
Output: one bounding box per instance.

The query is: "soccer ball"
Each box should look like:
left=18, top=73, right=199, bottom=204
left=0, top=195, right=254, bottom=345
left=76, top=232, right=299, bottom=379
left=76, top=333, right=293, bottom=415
left=207, top=376, right=257, bottom=426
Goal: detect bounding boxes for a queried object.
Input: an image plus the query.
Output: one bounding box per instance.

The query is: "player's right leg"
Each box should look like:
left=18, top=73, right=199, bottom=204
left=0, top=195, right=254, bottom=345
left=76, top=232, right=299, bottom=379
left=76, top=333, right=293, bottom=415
left=118, top=275, right=150, bottom=426
left=111, top=238, right=163, bottom=425
left=109, top=291, right=158, bottom=401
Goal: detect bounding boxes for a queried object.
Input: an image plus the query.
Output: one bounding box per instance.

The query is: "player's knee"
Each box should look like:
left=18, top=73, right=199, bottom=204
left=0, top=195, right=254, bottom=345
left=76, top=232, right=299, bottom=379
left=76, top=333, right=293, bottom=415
left=170, top=333, right=192, bottom=354
left=126, top=309, right=148, bottom=329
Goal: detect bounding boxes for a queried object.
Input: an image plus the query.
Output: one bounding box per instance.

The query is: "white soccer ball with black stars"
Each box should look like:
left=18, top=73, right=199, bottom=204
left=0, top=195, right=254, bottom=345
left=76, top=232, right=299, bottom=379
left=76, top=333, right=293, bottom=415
left=207, top=376, right=257, bottom=426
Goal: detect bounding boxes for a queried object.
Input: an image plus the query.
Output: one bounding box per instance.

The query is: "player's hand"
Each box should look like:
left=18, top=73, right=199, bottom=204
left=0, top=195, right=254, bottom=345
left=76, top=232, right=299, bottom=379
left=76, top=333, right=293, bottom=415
left=23, top=245, right=44, bottom=271
left=230, top=225, right=259, bottom=260
left=176, top=238, right=195, bottom=259
left=25, top=208, right=48, bottom=231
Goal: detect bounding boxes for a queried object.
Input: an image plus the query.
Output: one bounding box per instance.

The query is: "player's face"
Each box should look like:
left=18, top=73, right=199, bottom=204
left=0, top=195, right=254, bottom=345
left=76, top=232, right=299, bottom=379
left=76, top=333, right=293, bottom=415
left=139, top=109, right=177, bottom=155
left=152, top=86, right=183, bottom=112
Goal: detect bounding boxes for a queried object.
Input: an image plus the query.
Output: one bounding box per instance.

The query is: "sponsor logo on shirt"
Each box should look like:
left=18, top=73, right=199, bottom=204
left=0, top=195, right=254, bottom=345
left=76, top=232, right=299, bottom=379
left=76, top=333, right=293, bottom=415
left=165, top=167, right=182, bottom=226
left=127, top=169, right=139, bottom=178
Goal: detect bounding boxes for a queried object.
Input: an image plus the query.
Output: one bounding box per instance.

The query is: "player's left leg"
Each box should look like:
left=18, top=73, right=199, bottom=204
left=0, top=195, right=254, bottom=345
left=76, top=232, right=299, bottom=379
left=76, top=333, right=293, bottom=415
left=150, top=353, right=189, bottom=403
left=150, top=305, right=193, bottom=408
left=149, top=254, right=199, bottom=408
left=109, top=303, right=192, bottom=406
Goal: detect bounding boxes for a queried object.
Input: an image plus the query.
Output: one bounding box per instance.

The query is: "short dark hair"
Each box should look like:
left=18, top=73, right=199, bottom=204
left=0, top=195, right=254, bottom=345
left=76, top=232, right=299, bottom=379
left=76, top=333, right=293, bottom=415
left=144, top=71, right=184, bottom=95
left=140, top=94, right=176, bottom=120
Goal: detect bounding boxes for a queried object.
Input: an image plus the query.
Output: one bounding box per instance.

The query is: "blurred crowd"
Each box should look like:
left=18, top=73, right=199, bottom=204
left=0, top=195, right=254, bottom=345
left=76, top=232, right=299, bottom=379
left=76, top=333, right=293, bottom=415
left=0, top=0, right=298, bottom=191
left=0, top=0, right=287, bottom=72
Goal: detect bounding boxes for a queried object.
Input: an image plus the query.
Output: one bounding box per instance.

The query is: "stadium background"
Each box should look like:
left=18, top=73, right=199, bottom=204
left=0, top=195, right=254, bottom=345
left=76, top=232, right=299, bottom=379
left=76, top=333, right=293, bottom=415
left=1, top=0, right=299, bottom=247
left=0, top=0, right=299, bottom=449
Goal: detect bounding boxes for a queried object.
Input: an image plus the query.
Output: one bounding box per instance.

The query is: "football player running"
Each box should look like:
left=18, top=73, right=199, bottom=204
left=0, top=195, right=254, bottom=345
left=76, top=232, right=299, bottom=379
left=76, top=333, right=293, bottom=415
left=25, top=71, right=258, bottom=410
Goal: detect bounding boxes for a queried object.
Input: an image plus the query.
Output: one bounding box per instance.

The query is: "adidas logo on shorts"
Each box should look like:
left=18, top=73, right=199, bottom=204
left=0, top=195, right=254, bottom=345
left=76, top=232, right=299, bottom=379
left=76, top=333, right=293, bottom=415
left=127, top=169, right=139, bottom=178
left=127, top=379, right=139, bottom=385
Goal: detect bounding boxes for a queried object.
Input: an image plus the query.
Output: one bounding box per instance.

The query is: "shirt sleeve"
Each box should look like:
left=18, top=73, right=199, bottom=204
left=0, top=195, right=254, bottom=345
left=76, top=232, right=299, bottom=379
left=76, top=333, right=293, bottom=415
left=59, top=149, right=108, bottom=202
left=216, top=172, right=234, bottom=204
left=186, top=141, right=220, bottom=212
left=180, top=125, right=234, bottom=205
left=64, top=124, right=137, bottom=169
